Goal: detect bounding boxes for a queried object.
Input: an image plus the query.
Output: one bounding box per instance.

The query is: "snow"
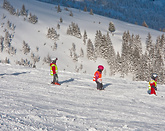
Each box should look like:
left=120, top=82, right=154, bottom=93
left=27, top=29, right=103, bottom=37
left=0, top=0, right=165, bottom=130
left=0, top=63, right=165, bottom=130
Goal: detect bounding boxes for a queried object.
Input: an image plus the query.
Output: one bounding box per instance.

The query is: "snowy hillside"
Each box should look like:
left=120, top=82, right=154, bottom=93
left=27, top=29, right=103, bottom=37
left=0, top=0, right=165, bottom=78
left=0, top=63, right=165, bottom=130
left=37, top=0, right=165, bottom=31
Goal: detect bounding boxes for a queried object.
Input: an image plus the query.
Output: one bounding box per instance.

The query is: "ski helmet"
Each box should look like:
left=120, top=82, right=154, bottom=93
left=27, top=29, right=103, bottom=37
left=98, top=65, right=104, bottom=71
left=52, top=58, right=58, bottom=63
left=151, top=73, right=158, bottom=80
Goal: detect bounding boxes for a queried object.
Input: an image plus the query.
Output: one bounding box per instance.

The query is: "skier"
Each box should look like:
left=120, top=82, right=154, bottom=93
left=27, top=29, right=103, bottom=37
left=93, top=65, right=104, bottom=90
left=50, top=58, right=60, bottom=85
left=148, top=73, right=158, bottom=95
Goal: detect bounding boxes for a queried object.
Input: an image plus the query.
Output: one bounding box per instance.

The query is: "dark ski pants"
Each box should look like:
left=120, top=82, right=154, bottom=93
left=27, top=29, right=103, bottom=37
left=96, top=81, right=103, bottom=90
left=53, top=74, right=58, bottom=83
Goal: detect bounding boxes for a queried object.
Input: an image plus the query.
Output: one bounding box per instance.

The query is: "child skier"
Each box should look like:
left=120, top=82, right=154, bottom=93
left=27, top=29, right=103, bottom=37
left=148, top=73, right=158, bottom=95
left=93, top=65, right=104, bottom=90
left=50, top=58, right=60, bottom=85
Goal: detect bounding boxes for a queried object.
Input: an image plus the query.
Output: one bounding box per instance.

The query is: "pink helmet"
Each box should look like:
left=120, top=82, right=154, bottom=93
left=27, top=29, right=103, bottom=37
left=98, top=65, right=104, bottom=71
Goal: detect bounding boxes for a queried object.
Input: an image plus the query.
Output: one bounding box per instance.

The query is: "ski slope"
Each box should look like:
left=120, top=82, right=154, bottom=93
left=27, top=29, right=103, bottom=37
left=0, top=63, right=165, bottom=130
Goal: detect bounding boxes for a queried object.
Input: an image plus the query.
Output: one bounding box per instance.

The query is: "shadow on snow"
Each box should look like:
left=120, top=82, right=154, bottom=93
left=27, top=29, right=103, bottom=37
left=59, top=78, right=74, bottom=84
left=0, top=72, right=29, bottom=77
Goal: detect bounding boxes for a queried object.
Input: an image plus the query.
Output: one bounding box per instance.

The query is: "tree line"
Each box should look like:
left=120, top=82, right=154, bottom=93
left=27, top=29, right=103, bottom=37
left=86, top=30, right=165, bottom=84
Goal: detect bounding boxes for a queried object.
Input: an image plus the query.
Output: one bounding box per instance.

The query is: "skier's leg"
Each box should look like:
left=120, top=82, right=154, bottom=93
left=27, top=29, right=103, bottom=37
left=151, top=87, right=156, bottom=95
left=53, top=74, right=56, bottom=83
left=100, top=83, right=103, bottom=90
left=55, top=74, right=58, bottom=83
left=96, top=81, right=102, bottom=90
left=54, top=74, right=60, bottom=85
left=96, top=81, right=99, bottom=89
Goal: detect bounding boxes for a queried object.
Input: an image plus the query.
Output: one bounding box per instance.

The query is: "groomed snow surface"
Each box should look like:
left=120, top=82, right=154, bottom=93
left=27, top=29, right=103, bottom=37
left=0, top=63, right=165, bottom=131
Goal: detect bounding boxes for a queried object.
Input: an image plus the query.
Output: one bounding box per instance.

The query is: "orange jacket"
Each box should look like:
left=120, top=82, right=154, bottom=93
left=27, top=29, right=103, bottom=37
left=93, top=70, right=102, bottom=81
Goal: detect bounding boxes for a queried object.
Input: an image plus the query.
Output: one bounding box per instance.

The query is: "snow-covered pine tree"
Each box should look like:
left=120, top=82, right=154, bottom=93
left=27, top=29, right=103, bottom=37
left=116, top=52, right=121, bottom=73
left=3, top=0, right=8, bottom=9
left=70, top=11, right=73, bottom=16
left=4, top=57, right=9, bottom=64
left=11, top=23, right=15, bottom=31
left=84, top=6, right=87, bottom=12
left=109, top=21, right=115, bottom=34
left=43, top=54, right=51, bottom=63
left=106, top=33, right=116, bottom=75
left=70, top=43, right=78, bottom=62
left=31, top=52, right=34, bottom=59
left=132, top=46, right=141, bottom=81
left=31, top=52, right=40, bottom=65
left=160, top=34, right=165, bottom=62
left=29, top=13, right=38, bottom=24
left=87, top=39, right=94, bottom=60
left=71, top=43, right=76, bottom=52
left=8, top=46, right=16, bottom=55
left=90, top=9, right=93, bottom=15
left=57, top=4, right=61, bottom=13
left=8, top=4, right=15, bottom=15
left=47, top=28, right=59, bottom=40
left=69, top=49, right=72, bottom=58
left=153, top=36, right=165, bottom=84
left=154, top=45, right=164, bottom=84
left=67, top=22, right=82, bottom=38
left=140, top=52, right=150, bottom=81
left=0, top=36, right=4, bottom=52
left=20, top=4, right=27, bottom=17
left=146, top=33, right=153, bottom=55
left=132, top=34, right=143, bottom=79
left=134, top=35, right=142, bottom=56
left=94, top=30, right=102, bottom=58
left=142, top=21, right=148, bottom=28
left=80, top=48, right=84, bottom=57
left=120, top=31, right=129, bottom=77
left=83, top=30, right=87, bottom=45
left=22, top=41, right=30, bottom=54
left=15, top=9, right=19, bottom=16
left=80, top=64, right=83, bottom=70
left=7, top=20, right=11, bottom=29
left=57, top=24, right=60, bottom=29
left=51, top=28, right=60, bottom=40
left=60, top=17, right=63, bottom=23
left=73, top=52, right=78, bottom=62
left=127, top=34, right=135, bottom=73
left=145, top=33, right=155, bottom=72
left=53, top=42, right=57, bottom=50
left=2, top=0, right=15, bottom=15
left=99, top=35, right=107, bottom=59
left=4, top=31, right=10, bottom=52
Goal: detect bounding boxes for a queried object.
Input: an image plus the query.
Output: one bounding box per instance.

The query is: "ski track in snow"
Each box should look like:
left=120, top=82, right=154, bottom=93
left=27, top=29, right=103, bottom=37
left=0, top=64, right=165, bottom=130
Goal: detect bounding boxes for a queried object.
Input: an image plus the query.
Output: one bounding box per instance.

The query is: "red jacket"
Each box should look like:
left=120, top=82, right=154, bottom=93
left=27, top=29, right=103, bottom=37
left=50, top=63, right=57, bottom=74
left=149, top=80, right=157, bottom=95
